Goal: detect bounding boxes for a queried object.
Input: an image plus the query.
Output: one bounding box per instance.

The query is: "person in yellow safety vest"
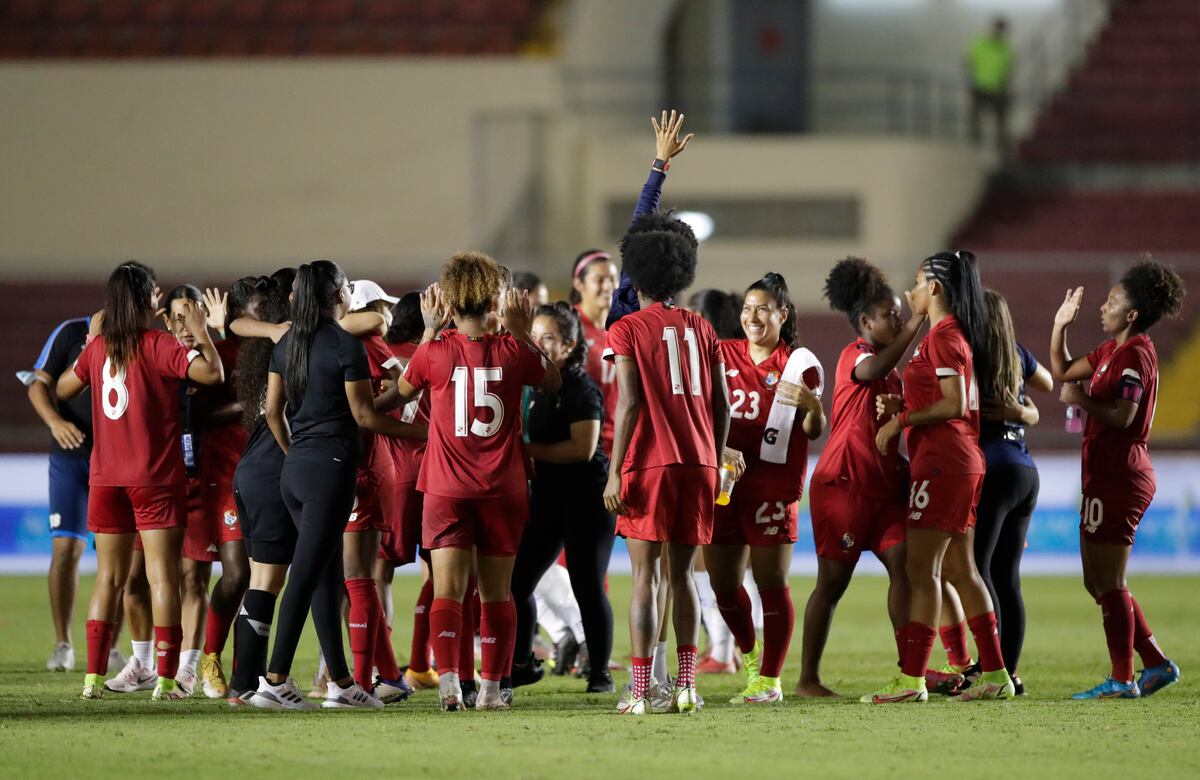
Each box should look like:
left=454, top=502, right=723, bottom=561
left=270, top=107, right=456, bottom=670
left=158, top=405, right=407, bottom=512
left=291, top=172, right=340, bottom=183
left=967, top=17, right=1014, bottom=158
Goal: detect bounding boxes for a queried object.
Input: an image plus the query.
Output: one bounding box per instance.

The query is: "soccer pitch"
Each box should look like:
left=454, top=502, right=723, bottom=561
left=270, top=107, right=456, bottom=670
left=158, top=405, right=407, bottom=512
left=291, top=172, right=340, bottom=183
left=1, top=574, right=1197, bottom=780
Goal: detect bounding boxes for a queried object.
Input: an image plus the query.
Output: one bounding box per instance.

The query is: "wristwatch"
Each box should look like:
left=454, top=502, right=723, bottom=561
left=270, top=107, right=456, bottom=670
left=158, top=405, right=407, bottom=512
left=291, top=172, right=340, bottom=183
left=651, top=157, right=669, bottom=173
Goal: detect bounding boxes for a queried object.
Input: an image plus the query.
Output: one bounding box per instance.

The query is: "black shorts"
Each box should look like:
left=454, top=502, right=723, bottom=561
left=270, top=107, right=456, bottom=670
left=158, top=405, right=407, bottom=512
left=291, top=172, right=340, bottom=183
left=234, top=462, right=296, bottom=566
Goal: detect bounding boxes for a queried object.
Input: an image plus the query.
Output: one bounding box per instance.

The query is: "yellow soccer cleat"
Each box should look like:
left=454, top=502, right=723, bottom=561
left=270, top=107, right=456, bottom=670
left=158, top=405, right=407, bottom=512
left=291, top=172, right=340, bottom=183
left=201, top=652, right=228, bottom=699
left=404, top=667, right=440, bottom=690
left=861, top=674, right=929, bottom=704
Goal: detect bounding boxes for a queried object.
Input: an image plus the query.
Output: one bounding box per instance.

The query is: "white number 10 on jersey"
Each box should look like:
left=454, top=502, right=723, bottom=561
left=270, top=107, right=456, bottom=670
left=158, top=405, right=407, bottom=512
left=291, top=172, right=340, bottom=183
left=663, top=327, right=701, bottom=396
left=451, top=366, right=504, bottom=438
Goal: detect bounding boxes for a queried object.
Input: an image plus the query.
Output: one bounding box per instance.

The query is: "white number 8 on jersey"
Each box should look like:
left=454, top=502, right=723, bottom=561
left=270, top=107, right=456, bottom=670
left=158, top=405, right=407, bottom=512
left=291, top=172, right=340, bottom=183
left=101, top=357, right=130, bottom=420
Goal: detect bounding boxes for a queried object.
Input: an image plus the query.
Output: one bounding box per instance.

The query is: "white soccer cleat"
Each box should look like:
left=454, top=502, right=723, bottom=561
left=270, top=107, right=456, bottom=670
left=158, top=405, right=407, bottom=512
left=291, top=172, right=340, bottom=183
left=250, top=676, right=317, bottom=710
left=616, top=685, right=648, bottom=715
left=104, top=655, right=157, bottom=693
left=438, top=671, right=464, bottom=712
left=674, top=685, right=699, bottom=714
left=475, top=680, right=510, bottom=711
left=47, top=642, right=75, bottom=672
left=322, top=680, right=384, bottom=709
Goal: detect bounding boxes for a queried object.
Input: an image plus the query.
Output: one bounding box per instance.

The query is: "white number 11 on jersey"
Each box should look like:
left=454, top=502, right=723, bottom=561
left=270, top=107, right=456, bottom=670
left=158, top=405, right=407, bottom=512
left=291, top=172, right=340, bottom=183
left=663, top=327, right=701, bottom=396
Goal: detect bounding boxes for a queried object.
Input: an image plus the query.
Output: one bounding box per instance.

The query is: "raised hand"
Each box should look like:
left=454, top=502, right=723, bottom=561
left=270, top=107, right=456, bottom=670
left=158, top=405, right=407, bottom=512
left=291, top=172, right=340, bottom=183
left=653, top=109, right=695, bottom=162
left=420, top=283, right=451, bottom=333
left=179, top=299, right=210, bottom=340
left=502, top=288, right=534, bottom=337
left=1054, top=287, right=1084, bottom=328
left=203, top=287, right=228, bottom=333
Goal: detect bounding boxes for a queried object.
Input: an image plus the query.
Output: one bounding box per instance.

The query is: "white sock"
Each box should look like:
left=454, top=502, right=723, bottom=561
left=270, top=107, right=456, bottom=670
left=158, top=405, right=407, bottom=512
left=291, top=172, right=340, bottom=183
left=179, top=649, right=201, bottom=677
left=744, top=572, right=764, bottom=630
left=693, top=571, right=733, bottom=663
left=131, top=640, right=154, bottom=669
left=535, top=589, right=569, bottom=644
left=479, top=679, right=501, bottom=699
left=652, top=641, right=669, bottom=683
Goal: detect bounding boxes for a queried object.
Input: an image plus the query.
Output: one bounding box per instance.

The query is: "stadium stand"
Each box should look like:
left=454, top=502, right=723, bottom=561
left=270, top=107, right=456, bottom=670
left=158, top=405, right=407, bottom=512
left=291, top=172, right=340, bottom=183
left=0, top=0, right=546, bottom=57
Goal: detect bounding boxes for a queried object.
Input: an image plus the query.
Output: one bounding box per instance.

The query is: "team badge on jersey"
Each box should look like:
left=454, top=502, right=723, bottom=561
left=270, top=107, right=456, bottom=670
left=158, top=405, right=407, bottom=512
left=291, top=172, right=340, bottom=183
left=764, top=371, right=780, bottom=387
left=223, top=510, right=238, bottom=528
left=841, top=533, right=856, bottom=550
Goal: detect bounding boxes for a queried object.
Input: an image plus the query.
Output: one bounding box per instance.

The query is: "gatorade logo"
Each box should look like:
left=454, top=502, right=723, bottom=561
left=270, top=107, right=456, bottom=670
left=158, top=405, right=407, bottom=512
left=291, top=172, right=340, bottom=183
left=763, top=428, right=779, bottom=445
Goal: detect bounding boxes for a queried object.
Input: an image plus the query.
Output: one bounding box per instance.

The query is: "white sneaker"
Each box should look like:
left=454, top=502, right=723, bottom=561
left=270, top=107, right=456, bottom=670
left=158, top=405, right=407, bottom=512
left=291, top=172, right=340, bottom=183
left=47, top=642, right=75, bottom=672
left=323, top=680, right=384, bottom=709
left=104, top=656, right=157, bottom=693
left=649, top=676, right=677, bottom=713
left=174, top=667, right=197, bottom=698
left=475, top=680, right=509, bottom=711
left=616, top=685, right=648, bottom=715
left=250, top=676, right=316, bottom=710
left=438, top=671, right=464, bottom=712
left=108, top=647, right=127, bottom=671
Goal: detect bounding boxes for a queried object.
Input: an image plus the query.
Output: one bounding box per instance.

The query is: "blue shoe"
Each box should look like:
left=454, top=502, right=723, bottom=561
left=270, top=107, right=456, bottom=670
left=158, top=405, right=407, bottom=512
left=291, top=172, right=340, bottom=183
left=1137, top=661, right=1180, bottom=697
left=1071, top=677, right=1140, bottom=700
left=372, top=675, right=413, bottom=704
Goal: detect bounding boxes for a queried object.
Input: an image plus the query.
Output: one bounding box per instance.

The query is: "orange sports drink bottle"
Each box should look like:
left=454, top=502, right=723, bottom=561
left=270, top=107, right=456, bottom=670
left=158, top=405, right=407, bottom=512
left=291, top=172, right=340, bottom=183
left=716, top=463, right=738, bottom=506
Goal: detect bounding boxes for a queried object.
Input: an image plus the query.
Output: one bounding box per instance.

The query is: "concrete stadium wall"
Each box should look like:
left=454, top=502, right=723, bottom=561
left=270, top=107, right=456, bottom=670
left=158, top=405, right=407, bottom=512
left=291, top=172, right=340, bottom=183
left=0, top=60, right=561, bottom=278
left=0, top=60, right=984, bottom=303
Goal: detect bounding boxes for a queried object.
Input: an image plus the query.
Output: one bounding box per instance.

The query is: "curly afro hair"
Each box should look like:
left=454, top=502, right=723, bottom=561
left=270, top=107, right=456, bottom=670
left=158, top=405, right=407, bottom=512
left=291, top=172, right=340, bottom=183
left=441, top=250, right=505, bottom=318
left=823, top=257, right=895, bottom=328
left=619, top=213, right=698, bottom=302
left=1121, top=257, right=1186, bottom=332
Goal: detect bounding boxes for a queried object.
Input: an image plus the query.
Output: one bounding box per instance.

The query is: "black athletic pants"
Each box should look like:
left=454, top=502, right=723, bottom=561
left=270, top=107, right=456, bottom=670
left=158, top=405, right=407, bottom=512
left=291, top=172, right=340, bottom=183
left=510, top=483, right=615, bottom=680
left=973, top=462, right=1039, bottom=675
left=267, top=452, right=356, bottom=681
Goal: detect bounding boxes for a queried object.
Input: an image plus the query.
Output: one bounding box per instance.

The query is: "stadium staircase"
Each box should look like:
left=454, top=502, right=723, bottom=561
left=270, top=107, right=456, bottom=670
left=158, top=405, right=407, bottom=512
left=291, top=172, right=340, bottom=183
left=0, top=0, right=550, bottom=57
left=951, top=0, right=1200, bottom=445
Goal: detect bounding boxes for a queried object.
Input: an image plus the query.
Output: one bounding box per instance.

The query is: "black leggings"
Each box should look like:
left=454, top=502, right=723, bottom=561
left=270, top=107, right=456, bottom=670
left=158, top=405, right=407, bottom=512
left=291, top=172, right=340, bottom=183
left=511, top=485, right=615, bottom=678
left=973, top=462, right=1039, bottom=675
left=268, top=453, right=356, bottom=681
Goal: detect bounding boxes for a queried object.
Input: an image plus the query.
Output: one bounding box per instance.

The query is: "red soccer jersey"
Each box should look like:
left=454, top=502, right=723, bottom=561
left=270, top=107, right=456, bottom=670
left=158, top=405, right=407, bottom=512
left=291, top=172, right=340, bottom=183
left=387, top=341, right=430, bottom=484
left=606, top=302, right=721, bottom=473
left=196, top=337, right=248, bottom=486
left=1083, top=334, right=1157, bottom=490
left=360, top=333, right=401, bottom=474
left=720, top=339, right=821, bottom=502
left=404, top=331, right=547, bottom=499
left=74, top=329, right=197, bottom=488
left=902, top=316, right=984, bottom=476
left=578, top=305, right=617, bottom=454
left=812, top=339, right=907, bottom=498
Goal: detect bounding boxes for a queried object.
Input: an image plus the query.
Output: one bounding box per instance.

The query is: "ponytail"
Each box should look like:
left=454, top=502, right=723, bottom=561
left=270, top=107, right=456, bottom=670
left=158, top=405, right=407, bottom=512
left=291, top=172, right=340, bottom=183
left=745, top=272, right=799, bottom=349
left=236, top=268, right=296, bottom=431
left=922, top=251, right=989, bottom=382
left=102, top=261, right=157, bottom=370
left=285, top=260, right=346, bottom=407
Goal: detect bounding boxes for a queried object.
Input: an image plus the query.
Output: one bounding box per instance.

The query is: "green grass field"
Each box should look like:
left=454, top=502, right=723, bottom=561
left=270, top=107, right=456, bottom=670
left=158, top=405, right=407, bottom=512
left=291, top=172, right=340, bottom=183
left=1, top=573, right=1197, bottom=779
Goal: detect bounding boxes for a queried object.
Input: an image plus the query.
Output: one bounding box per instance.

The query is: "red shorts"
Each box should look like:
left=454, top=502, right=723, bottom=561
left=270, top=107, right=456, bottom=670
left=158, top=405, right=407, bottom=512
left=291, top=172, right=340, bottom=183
left=711, top=491, right=799, bottom=547
left=183, top=477, right=242, bottom=562
left=422, top=491, right=528, bottom=557
left=617, top=465, right=717, bottom=545
left=346, top=466, right=393, bottom=534
left=905, top=472, right=983, bottom=535
left=380, top=480, right=423, bottom=565
left=809, top=480, right=907, bottom=563
left=1079, top=477, right=1153, bottom=546
left=89, top=484, right=185, bottom=535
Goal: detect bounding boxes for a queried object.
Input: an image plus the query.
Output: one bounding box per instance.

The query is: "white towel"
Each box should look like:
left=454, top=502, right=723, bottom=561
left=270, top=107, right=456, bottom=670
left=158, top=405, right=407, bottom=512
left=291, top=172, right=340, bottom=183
left=760, top=347, right=824, bottom=464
